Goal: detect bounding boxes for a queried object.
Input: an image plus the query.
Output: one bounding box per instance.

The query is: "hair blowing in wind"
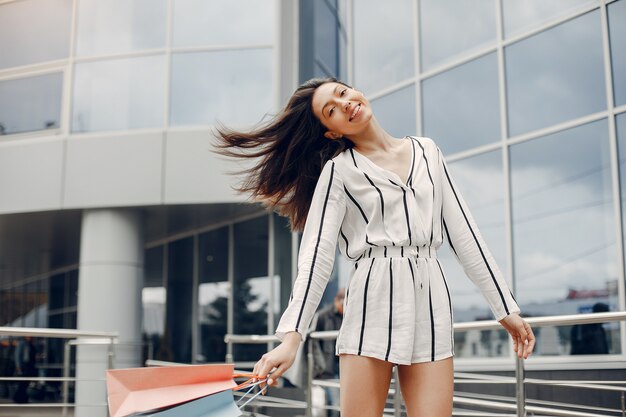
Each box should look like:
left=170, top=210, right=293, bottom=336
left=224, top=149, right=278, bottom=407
left=211, top=77, right=354, bottom=232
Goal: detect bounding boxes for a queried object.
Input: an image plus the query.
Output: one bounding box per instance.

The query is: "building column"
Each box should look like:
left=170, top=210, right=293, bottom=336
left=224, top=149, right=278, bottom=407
left=74, top=208, right=144, bottom=417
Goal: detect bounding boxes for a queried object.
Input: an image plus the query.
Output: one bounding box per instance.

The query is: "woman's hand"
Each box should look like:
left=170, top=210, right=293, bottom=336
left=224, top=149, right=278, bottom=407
left=252, top=332, right=301, bottom=394
left=499, top=313, right=535, bottom=359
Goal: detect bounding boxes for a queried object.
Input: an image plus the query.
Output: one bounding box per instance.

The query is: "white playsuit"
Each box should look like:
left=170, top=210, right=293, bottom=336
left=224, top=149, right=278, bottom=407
left=274, top=136, right=520, bottom=365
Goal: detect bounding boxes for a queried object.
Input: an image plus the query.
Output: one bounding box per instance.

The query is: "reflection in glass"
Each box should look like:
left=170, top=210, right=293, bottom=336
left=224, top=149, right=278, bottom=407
left=72, top=55, right=166, bottom=132
left=503, top=0, right=598, bottom=39
left=511, top=119, right=619, bottom=355
left=314, top=0, right=340, bottom=78
left=616, top=112, right=626, bottom=306
left=419, top=0, right=496, bottom=71
left=198, top=227, right=229, bottom=363
left=233, top=216, right=269, bottom=362
left=505, top=10, right=605, bottom=137
left=353, top=0, right=414, bottom=95
left=170, top=49, right=273, bottom=128
left=422, top=53, right=500, bottom=155
left=0, top=0, right=71, bottom=69
left=0, top=73, right=63, bottom=136
left=371, top=84, right=417, bottom=139
left=164, top=238, right=193, bottom=363
left=274, top=214, right=293, bottom=327
left=143, top=246, right=164, bottom=364
left=438, top=150, right=508, bottom=358
left=75, top=0, right=166, bottom=57
left=173, top=0, right=274, bottom=47
left=608, top=0, right=626, bottom=106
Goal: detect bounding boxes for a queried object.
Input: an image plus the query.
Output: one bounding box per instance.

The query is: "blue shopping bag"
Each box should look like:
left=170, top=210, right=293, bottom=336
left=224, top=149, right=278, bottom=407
left=136, top=389, right=240, bottom=417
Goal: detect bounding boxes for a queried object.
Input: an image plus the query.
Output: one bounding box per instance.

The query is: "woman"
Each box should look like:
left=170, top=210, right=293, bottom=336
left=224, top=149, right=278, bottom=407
left=213, top=77, right=535, bottom=417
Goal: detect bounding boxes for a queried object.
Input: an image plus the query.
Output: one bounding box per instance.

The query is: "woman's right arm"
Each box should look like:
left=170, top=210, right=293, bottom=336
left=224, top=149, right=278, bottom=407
left=253, top=159, right=346, bottom=390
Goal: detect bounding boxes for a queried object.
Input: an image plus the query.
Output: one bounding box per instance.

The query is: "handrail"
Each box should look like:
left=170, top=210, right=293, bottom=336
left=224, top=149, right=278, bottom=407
left=0, top=326, right=119, bottom=417
left=0, top=326, right=118, bottom=339
left=225, top=311, right=626, bottom=417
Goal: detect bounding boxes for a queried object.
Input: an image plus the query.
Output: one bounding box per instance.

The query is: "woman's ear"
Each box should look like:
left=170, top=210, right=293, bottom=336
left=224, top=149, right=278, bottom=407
left=324, top=131, right=342, bottom=140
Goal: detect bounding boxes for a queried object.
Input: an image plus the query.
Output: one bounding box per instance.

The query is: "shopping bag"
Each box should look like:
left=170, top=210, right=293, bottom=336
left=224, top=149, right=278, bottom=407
left=133, top=389, right=240, bottom=417
left=106, top=363, right=237, bottom=417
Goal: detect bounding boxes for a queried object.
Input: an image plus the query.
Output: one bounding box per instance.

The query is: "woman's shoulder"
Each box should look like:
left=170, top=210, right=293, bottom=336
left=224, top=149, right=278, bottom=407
left=408, top=135, right=438, bottom=150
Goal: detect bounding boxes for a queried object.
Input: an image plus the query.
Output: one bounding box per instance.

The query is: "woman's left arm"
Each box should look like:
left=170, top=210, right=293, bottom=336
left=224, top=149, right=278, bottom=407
left=434, top=139, right=535, bottom=358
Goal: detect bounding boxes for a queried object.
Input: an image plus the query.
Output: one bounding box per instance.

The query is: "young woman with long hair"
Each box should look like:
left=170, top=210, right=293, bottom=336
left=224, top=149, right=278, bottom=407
left=212, top=77, right=535, bottom=417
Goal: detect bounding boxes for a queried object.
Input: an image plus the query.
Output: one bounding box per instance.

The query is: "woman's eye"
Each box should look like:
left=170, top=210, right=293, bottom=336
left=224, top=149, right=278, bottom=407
left=329, top=108, right=334, bottom=116
left=340, top=89, right=346, bottom=96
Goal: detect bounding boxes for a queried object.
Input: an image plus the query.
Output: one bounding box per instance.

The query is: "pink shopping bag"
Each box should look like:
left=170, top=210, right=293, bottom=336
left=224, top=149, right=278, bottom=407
left=106, top=363, right=238, bottom=417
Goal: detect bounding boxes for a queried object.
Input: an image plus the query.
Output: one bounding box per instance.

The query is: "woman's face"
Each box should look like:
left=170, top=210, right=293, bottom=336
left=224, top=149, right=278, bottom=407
left=311, top=82, right=372, bottom=140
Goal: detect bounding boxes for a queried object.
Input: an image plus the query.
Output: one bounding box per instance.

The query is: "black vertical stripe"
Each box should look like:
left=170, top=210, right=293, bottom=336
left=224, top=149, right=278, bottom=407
left=415, top=138, right=435, bottom=246
left=436, top=259, right=454, bottom=350
left=344, top=185, right=369, bottom=223
left=406, top=136, right=416, bottom=186
left=340, top=229, right=356, bottom=260
left=407, top=258, right=415, bottom=288
left=358, top=258, right=375, bottom=355
left=442, top=219, right=458, bottom=256
left=363, top=172, right=385, bottom=219
left=385, top=259, right=394, bottom=362
left=389, top=179, right=412, bottom=246
left=442, top=161, right=510, bottom=314
left=429, top=283, right=435, bottom=361
left=295, top=162, right=336, bottom=331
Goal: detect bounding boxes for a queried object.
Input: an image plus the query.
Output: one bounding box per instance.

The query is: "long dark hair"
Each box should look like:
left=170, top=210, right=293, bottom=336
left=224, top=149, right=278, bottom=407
left=211, top=77, right=354, bottom=232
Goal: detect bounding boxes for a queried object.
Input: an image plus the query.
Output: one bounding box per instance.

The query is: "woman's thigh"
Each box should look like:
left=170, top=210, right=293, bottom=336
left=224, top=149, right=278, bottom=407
left=397, top=357, right=454, bottom=417
left=339, top=354, right=394, bottom=417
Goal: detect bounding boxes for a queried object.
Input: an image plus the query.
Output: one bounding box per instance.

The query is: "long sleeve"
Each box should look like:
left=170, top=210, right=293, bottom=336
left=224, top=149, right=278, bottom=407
left=437, top=144, right=520, bottom=321
left=275, top=159, right=346, bottom=342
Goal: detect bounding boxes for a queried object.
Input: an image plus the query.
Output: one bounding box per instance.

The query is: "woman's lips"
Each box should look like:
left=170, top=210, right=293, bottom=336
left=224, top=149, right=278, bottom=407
left=349, top=104, right=361, bottom=121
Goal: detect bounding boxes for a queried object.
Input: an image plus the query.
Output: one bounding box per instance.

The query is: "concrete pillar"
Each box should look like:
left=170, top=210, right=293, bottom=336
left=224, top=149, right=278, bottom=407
left=75, top=208, right=144, bottom=417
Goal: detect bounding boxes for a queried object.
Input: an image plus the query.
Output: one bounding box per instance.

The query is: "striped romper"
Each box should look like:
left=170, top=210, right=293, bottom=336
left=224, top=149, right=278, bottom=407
left=274, top=136, right=520, bottom=365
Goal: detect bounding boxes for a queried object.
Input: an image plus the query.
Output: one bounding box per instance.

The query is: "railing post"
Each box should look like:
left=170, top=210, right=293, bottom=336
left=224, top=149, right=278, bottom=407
left=621, top=390, right=625, bottom=417
left=393, top=365, right=402, bottom=416
left=515, top=356, right=526, bottom=417
left=62, top=340, right=71, bottom=417
left=307, top=337, right=313, bottom=417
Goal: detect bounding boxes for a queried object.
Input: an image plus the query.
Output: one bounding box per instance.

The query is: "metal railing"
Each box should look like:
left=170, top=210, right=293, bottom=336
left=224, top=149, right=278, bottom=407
left=225, top=311, right=626, bottom=417
left=0, top=327, right=118, bottom=417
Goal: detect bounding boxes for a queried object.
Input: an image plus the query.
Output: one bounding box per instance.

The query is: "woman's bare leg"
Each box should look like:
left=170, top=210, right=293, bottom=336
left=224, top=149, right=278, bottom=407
left=397, top=357, right=454, bottom=417
left=338, top=354, right=394, bottom=417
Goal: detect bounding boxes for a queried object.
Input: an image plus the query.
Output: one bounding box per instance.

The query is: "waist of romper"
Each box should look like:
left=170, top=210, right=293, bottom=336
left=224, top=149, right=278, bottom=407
left=355, top=245, right=437, bottom=261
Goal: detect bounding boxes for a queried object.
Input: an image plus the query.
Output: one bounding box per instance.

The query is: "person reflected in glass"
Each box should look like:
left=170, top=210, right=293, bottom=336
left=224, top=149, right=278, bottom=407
left=213, top=77, right=535, bottom=417
left=311, top=288, right=344, bottom=417
left=570, top=302, right=610, bottom=355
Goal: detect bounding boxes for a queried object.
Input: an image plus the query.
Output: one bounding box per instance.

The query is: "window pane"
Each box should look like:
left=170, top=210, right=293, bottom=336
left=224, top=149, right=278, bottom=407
left=616, top=112, right=626, bottom=295
left=0, top=73, right=63, bottom=136
left=420, top=0, right=496, bottom=71
left=371, top=84, right=416, bottom=139
left=0, top=0, right=71, bottom=69
left=505, top=10, right=605, bottom=137
left=422, top=53, right=500, bottom=155
left=608, top=0, right=626, bottom=106
left=233, top=216, right=269, bottom=362
left=314, top=0, right=339, bottom=77
left=72, top=55, right=166, bottom=132
left=75, top=0, right=167, bottom=57
left=165, top=237, right=194, bottom=363
left=438, top=150, right=508, bottom=358
left=274, top=214, right=293, bottom=326
left=511, top=119, right=619, bottom=356
left=170, top=49, right=273, bottom=128
left=173, top=0, right=274, bottom=47
left=198, top=227, right=229, bottom=363
left=503, top=0, right=598, bottom=39
left=143, top=246, right=165, bottom=365
left=354, top=0, right=414, bottom=95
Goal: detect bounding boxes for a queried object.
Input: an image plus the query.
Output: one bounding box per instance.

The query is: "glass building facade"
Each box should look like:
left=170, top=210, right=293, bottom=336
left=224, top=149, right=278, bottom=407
left=0, top=4, right=625, bottom=409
